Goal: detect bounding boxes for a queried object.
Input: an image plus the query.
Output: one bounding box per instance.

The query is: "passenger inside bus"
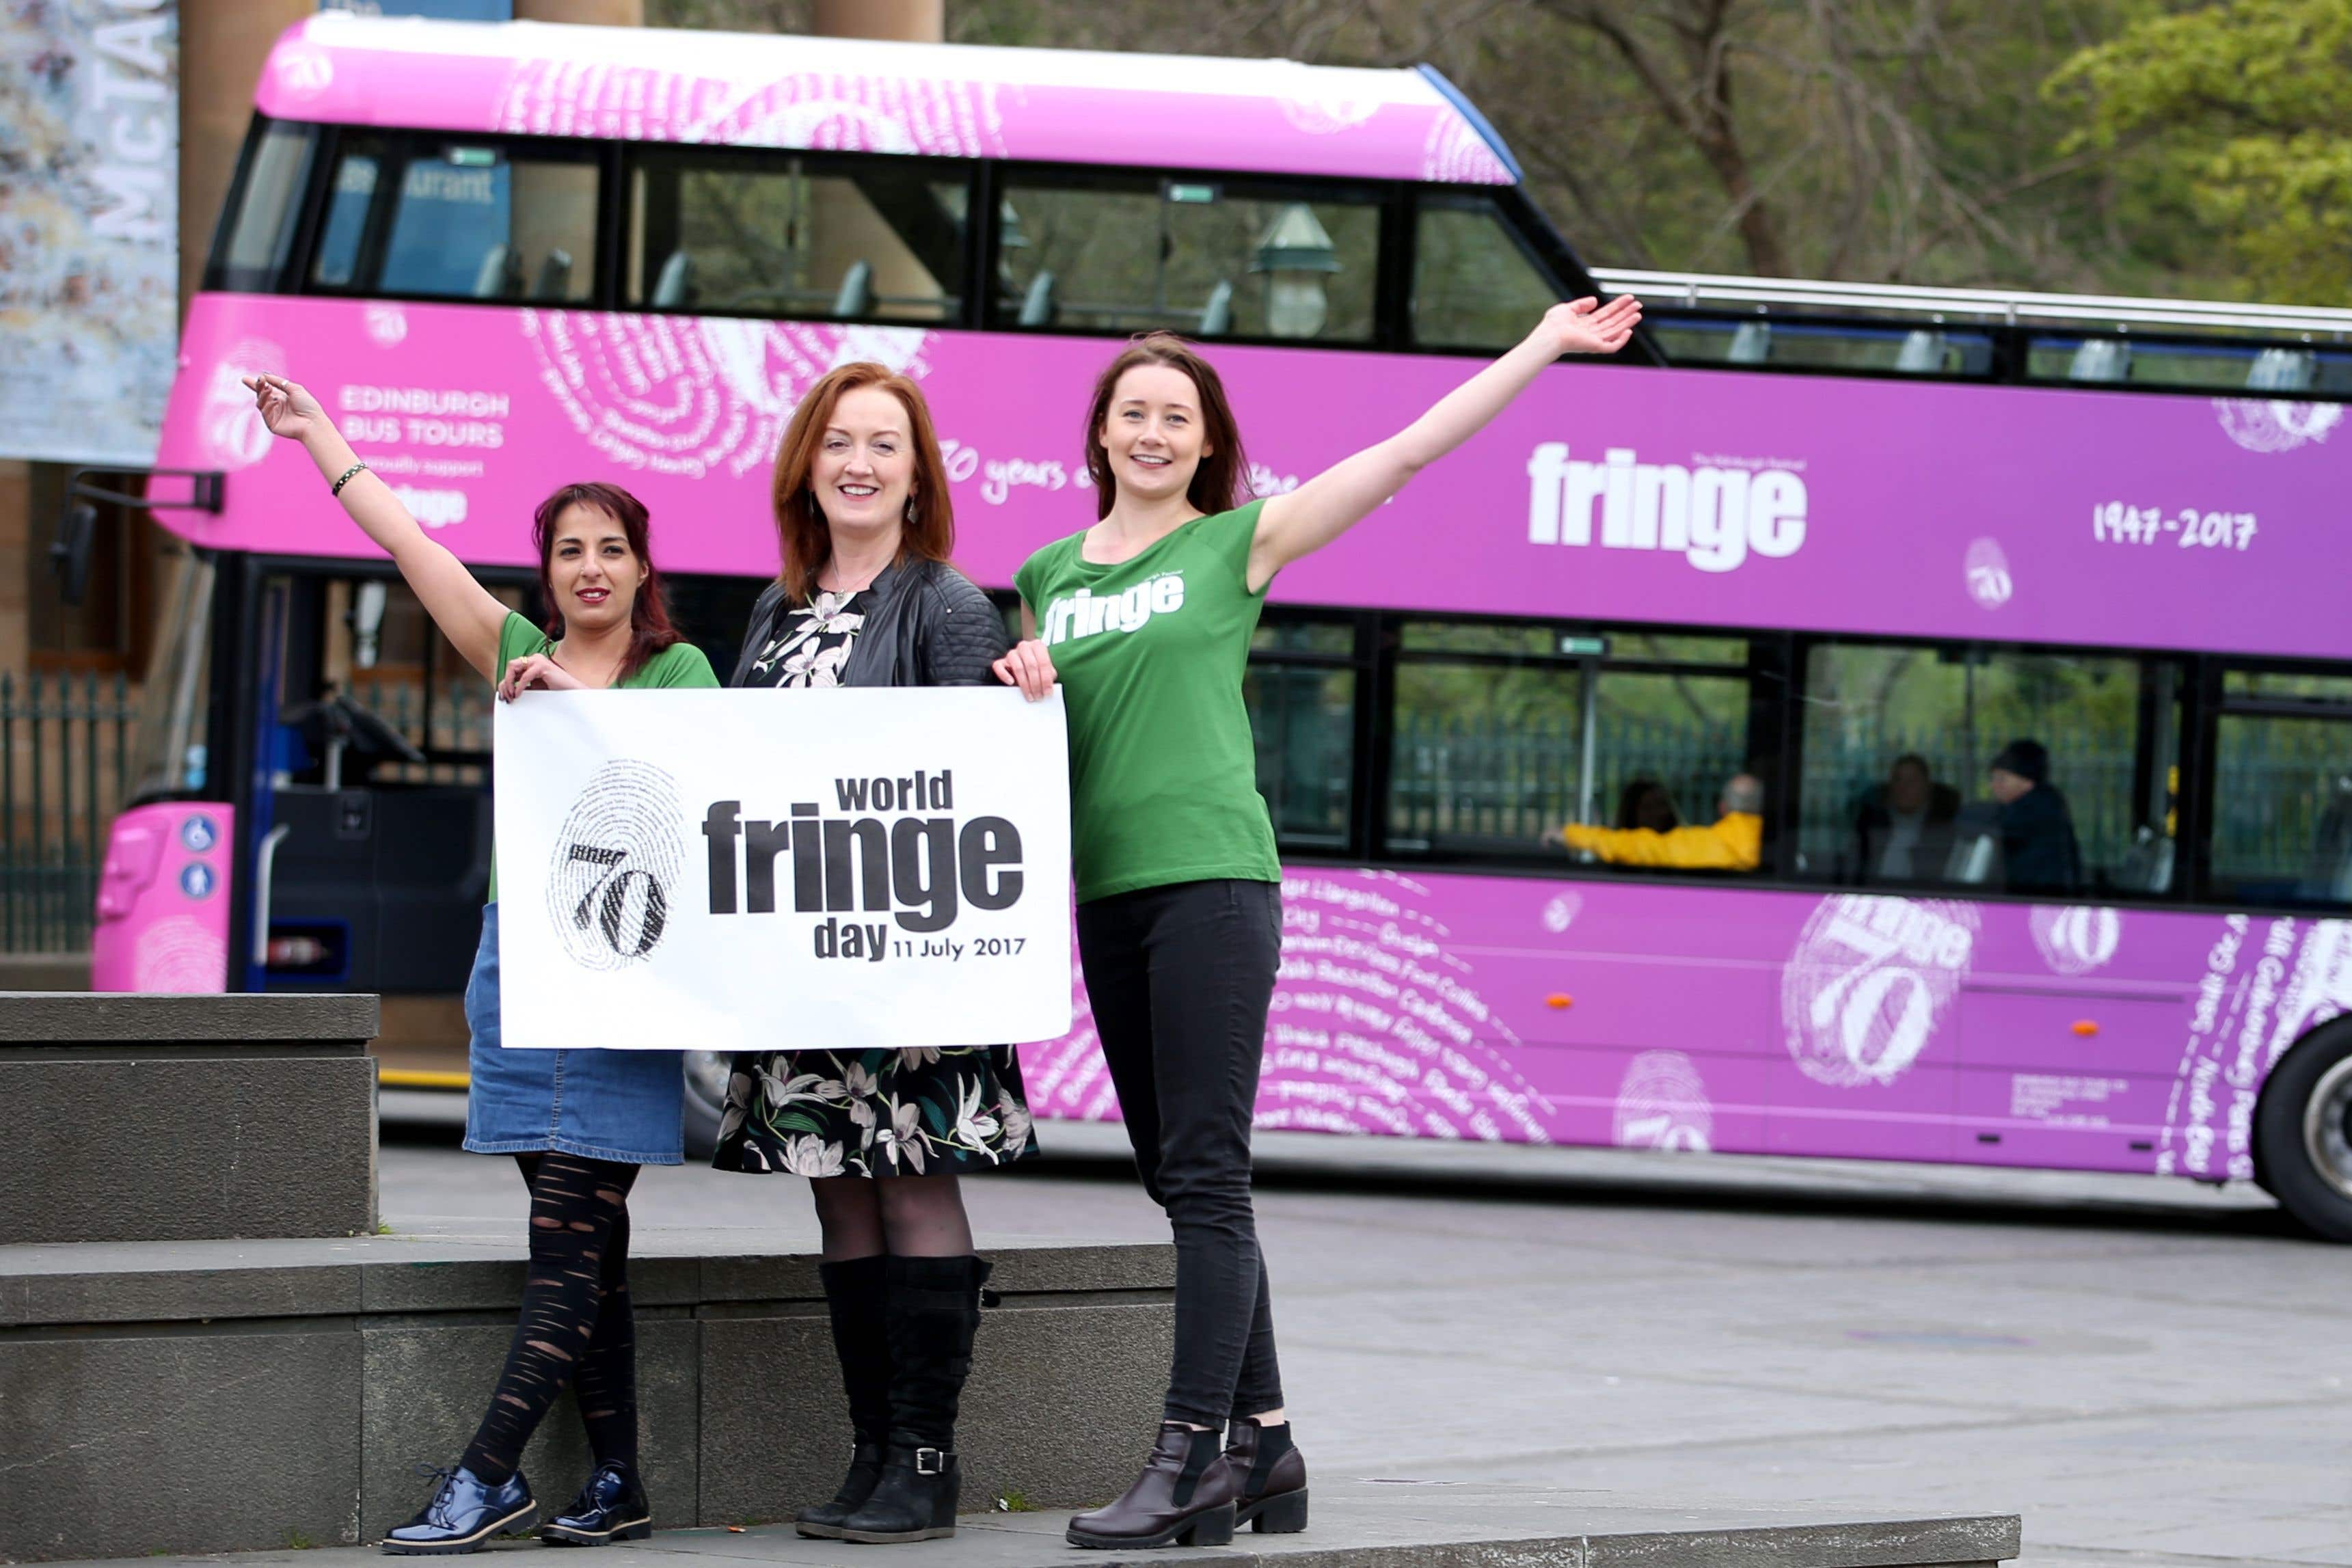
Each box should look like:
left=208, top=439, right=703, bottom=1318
left=1557, top=774, right=1763, bottom=870
left=1853, top=753, right=1960, bottom=884
left=1614, top=776, right=1681, bottom=833
left=1986, top=739, right=2085, bottom=893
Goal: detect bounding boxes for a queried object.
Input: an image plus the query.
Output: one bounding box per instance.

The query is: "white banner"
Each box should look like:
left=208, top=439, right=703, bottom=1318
left=0, top=0, right=179, bottom=465
left=493, top=688, right=1072, bottom=1052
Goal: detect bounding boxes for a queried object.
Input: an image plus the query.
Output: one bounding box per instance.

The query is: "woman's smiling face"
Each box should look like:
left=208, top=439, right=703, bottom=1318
left=812, top=384, right=916, bottom=543
left=1099, top=362, right=1213, bottom=506
left=545, top=502, right=645, bottom=632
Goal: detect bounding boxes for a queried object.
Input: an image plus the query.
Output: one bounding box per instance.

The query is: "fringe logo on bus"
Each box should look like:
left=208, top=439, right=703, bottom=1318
left=1525, top=445, right=1807, bottom=573
left=1781, top=895, right=1977, bottom=1088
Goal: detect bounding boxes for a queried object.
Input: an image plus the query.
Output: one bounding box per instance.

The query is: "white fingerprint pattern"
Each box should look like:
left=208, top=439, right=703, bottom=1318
left=524, top=312, right=935, bottom=480
left=1782, top=895, right=1978, bottom=1088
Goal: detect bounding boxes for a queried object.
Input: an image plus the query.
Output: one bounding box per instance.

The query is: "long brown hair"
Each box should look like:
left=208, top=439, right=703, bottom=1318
left=530, top=482, right=681, bottom=682
left=770, top=362, right=956, bottom=606
left=1082, top=332, right=1252, bottom=520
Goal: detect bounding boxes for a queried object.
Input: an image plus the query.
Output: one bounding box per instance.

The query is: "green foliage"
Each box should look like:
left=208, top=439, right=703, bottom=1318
left=2049, top=0, right=2352, bottom=300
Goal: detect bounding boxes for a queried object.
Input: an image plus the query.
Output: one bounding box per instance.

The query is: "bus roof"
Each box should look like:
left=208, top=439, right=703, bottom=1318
left=256, top=14, right=1519, bottom=187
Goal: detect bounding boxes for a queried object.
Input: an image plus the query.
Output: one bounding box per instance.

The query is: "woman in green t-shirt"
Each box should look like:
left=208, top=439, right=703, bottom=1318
left=998, top=295, right=1642, bottom=1550
left=246, top=375, right=716, bottom=1556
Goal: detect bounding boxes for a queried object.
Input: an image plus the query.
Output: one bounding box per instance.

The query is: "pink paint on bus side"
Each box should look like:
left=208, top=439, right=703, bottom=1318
left=252, top=14, right=1513, bottom=187
left=1019, top=870, right=2346, bottom=1182
left=90, top=802, right=235, bottom=993
left=161, top=293, right=2352, bottom=664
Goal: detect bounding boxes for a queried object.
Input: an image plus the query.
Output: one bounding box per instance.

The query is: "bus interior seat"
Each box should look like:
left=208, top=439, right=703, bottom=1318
left=1728, top=320, right=1772, bottom=364
left=1895, top=329, right=1948, bottom=374
left=832, top=260, right=876, bottom=319
left=1943, top=803, right=2003, bottom=884
left=2295, top=775, right=2352, bottom=903
left=651, top=250, right=697, bottom=308
left=472, top=244, right=523, bottom=300
left=532, top=249, right=573, bottom=301
left=1198, top=280, right=1234, bottom=337
left=1018, top=271, right=1057, bottom=327
left=2116, top=824, right=2176, bottom=895
left=2068, top=338, right=2131, bottom=382
left=2247, top=347, right=2317, bottom=392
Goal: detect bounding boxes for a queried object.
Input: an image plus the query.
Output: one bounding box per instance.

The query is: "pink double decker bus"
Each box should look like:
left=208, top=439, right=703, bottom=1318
left=97, top=12, right=2352, bottom=1236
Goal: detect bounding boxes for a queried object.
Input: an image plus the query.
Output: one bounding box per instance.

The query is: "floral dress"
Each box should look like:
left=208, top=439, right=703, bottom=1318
left=710, top=586, right=1042, bottom=1178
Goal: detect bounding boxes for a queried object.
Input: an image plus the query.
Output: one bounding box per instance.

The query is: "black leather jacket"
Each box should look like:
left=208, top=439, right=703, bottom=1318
left=727, top=557, right=1011, bottom=690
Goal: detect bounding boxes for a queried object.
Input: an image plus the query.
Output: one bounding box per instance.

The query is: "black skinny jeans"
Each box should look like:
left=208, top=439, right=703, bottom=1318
left=1076, top=877, right=1285, bottom=1429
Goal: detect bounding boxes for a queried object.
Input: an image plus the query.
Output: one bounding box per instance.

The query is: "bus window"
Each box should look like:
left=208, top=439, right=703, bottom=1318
left=217, top=122, right=316, bottom=293
left=1247, top=619, right=1357, bottom=853
left=627, top=150, right=966, bottom=321
left=310, top=151, right=379, bottom=289
left=1413, top=193, right=1557, bottom=350
left=995, top=174, right=1377, bottom=341
left=1588, top=635, right=1751, bottom=856
left=1388, top=621, right=1582, bottom=858
left=1796, top=641, right=2182, bottom=897
left=314, top=136, right=598, bottom=303
left=2207, top=670, right=2352, bottom=910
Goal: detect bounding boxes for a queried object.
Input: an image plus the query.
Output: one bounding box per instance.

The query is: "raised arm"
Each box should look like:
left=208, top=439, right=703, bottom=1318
left=245, top=373, right=513, bottom=679
left=1245, top=295, right=1640, bottom=593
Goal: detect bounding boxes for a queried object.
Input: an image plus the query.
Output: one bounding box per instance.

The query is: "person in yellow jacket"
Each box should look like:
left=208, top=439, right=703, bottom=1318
left=1553, top=774, right=1765, bottom=870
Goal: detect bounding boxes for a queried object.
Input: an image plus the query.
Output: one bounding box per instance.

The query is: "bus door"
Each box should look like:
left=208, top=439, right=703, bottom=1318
left=242, top=560, right=514, bottom=1012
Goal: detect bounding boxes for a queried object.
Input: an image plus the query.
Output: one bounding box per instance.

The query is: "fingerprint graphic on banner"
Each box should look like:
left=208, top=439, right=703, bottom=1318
left=1020, top=871, right=1554, bottom=1141
left=1781, top=895, right=1978, bottom=1088
left=524, top=312, right=934, bottom=480
left=546, top=761, right=684, bottom=972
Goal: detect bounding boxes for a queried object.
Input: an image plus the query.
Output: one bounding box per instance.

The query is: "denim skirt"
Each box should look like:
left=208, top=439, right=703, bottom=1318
left=462, top=903, right=686, bottom=1165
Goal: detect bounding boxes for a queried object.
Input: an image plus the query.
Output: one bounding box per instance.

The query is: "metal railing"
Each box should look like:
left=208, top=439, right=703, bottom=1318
left=1, top=672, right=135, bottom=951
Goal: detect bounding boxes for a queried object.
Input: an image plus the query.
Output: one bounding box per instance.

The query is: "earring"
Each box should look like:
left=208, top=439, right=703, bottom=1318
left=904, top=494, right=917, bottom=523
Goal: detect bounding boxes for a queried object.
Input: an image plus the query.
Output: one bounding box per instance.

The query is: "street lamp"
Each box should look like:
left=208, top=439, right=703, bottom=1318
left=1252, top=202, right=1338, bottom=338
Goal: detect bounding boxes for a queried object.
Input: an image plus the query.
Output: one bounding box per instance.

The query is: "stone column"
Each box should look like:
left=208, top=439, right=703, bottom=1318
left=514, top=0, right=643, bottom=24
left=809, top=0, right=946, bottom=319
left=179, top=0, right=316, bottom=316
left=813, top=0, right=943, bottom=39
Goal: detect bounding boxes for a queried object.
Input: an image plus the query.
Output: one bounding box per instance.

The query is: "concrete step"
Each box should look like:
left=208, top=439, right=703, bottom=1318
left=0, top=1230, right=1172, bottom=1563
left=55, top=1481, right=2022, bottom=1567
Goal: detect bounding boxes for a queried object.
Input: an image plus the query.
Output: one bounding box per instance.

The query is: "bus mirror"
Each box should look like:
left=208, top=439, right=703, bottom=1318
left=49, top=498, right=96, bottom=606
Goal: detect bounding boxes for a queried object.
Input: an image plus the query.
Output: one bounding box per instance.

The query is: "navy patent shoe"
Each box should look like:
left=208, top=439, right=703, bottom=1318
left=382, top=1463, right=537, bottom=1555
left=540, top=1462, right=653, bottom=1547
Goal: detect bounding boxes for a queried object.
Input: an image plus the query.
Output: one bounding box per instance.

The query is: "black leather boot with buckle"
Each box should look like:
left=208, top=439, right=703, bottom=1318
left=839, top=1254, right=990, bottom=1545
left=794, top=1256, right=892, bottom=1539
left=1224, top=1418, right=1308, bottom=1533
left=1064, top=1424, right=1239, bottom=1550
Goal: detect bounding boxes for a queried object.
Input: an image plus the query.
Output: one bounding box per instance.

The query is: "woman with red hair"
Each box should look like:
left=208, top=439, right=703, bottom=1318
left=708, top=361, right=1040, bottom=1546
left=246, top=373, right=715, bottom=1556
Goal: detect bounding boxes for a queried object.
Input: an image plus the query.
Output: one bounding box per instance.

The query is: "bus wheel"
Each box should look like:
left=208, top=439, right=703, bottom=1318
left=2254, top=1018, right=2352, bottom=1242
left=684, top=1050, right=730, bottom=1161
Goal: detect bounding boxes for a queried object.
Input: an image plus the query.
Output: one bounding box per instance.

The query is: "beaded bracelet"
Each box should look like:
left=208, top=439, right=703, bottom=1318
left=330, top=462, right=368, bottom=496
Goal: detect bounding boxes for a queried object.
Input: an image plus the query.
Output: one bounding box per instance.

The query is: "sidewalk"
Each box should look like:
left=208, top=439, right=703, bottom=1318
left=64, top=1481, right=2020, bottom=1568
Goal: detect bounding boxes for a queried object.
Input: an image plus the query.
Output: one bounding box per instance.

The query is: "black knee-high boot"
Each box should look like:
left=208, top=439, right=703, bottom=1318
left=839, top=1255, right=990, bottom=1545
left=794, top=1256, right=893, bottom=1539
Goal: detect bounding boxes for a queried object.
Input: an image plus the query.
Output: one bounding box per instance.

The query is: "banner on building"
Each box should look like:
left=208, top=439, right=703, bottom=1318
left=0, top=0, right=179, bottom=465
left=493, top=687, right=1073, bottom=1053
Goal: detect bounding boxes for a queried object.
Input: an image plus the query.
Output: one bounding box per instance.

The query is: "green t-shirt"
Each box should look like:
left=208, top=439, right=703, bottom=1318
left=1014, top=501, right=1280, bottom=903
left=487, top=612, right=717, bottom=903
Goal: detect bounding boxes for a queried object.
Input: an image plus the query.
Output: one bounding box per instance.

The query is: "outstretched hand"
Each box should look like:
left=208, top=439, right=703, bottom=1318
left=1537, top=295, right=1642, bottom=357
left=243, top=373, right=325, bottom=442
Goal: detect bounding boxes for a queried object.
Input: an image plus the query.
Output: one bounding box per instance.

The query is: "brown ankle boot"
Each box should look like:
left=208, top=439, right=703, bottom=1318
left=1064, top=1424, right=1237, bottom=1550
left=1224, top=1418, right=1308, bottom=1533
